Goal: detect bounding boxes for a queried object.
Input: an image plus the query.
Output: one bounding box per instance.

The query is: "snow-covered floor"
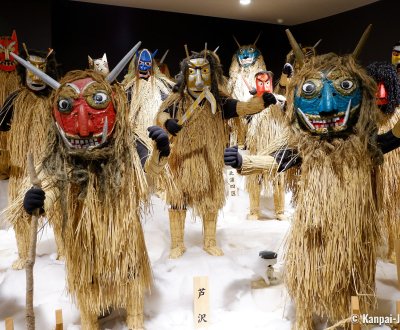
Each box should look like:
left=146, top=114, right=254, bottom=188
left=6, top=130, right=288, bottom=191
left=0, top=178, right=399, bottom=329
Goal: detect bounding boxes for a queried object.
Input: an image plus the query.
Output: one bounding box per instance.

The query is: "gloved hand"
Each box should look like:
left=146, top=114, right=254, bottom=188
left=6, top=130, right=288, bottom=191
left=271, top=148, right=301, bottom=172
left=262, top=92, right=277, bottom=108
left=224, top=146, right=242, bottom=169
left=148, top=125, right=170, bottom=158
left=249, top=88, right=257, bottom=96
left=282, top=63, right=294, bottom=78
left=165, top=118, right=182, bottom=136
left=23, top=187, right=45, bottom=215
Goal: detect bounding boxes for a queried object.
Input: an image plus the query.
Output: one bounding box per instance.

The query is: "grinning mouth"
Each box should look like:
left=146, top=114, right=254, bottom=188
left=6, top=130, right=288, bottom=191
left=56, top=117, right=109, bottom=150
left=296, top=99, right=359, bottom=133
left=239, top=57, right=255, bottom=66
left=138, top=70, right=150, bottom=79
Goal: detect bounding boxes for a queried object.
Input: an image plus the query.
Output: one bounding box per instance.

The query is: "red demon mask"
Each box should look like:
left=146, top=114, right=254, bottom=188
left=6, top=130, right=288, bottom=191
left=53, top=77, right=116, bottom=149
left=0, top=30, right=18, bottom=72
left=255, top=71, right=273, bottom=97
left=376, top=81, right=388, bottom=106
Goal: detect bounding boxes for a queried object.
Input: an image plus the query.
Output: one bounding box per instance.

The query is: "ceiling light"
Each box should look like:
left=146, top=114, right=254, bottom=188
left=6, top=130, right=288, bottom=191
left=240, top=0, right=251, bottom=5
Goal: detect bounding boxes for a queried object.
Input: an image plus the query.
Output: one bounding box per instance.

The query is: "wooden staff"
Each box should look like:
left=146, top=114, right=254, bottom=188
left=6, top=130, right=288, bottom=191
left=26, top=153, right=42, bottom=330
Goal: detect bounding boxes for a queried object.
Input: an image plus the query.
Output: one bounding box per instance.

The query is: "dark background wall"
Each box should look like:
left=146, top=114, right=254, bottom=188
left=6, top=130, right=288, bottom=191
left=292, top=0, right=396, bottom=67
left=1, top=0, right=396, bottom=80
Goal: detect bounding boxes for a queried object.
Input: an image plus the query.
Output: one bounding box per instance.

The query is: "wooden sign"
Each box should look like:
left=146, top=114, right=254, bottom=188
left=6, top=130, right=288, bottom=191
left=227, top=168, right=238, bottom=197
left=55, top=309, right=63, bottom=330
left=193, top=276, right=209, bottom=328
left=5, top=318, right=14, bottom=330
left=351, top=296, right=361, bottom=330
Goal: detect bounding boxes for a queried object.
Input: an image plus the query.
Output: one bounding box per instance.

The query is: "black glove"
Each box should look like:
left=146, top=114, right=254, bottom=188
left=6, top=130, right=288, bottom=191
left=271, top=148, right=301, bottom=172
left=224, top=146, right=243, bottom=169
left=148, top=125, right=170, bottom=158
left=262, top=92, right=277, bottom=108
left=23, top=187, right=45, bottom=215
left=165, top=118, right=183, bottom=136
left=282, top=63, right=294, bottom=78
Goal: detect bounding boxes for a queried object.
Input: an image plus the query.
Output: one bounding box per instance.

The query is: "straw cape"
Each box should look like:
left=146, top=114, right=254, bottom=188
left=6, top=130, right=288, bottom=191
left=5, top=70, right=157, bottom=330
left=0, top=70, right=20, bottom=179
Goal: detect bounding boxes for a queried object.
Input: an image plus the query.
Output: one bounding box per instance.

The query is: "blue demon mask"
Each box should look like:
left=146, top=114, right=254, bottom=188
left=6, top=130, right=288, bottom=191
left=236, top=46, right=260, bottom=68
left=294, top=69, right=362, bottom=136
left=137, top=48, right=157, bottom=79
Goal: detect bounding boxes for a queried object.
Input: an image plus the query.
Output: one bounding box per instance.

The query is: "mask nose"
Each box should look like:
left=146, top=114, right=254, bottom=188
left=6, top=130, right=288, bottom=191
left=76, top=104, right=94, bottom=137
left=318, top=84, right=336, bottom=114
left=195, top=69, right=204, bottom=90
left=5, top=49, right=10, bottom=61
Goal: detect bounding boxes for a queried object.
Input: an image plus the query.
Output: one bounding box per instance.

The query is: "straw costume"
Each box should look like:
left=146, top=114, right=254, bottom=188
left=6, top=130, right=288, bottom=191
left=10, top=42, right=171, bottom=330
left=224, top=26, right=400, bottom=329
left=245, top=71, right=287, bottom=220
left=0, top=30, right=21, bottom=179
left=0, top=45, right=60, bottom=269
left=227, top=34, right=266, bottom=148
left=156, top=47, right=277, bottom=259
left=123, top=48, right=174, bottom=145
left=367, top=61, right=400, bottom=262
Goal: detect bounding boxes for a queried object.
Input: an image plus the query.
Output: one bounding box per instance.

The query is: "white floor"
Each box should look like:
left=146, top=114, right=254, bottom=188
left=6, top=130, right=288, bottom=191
left=0, top=176, right=399, bottom=330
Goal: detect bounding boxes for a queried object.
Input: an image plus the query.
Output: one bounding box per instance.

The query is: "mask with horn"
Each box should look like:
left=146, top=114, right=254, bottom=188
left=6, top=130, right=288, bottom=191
left=88, top=53, right=109, bottom=76
left=286, top=39, right=322, bottom=69
left=136, top=48, right=157, bottom=80
left=0, top=30, right=18, bottom=72
left=233, top=33, right=261, bottom=68
left=20, top=43, right=58, bottom=92
left=11, top=41, right=141, bottom=150
left=287, top=26, right=372, bottom=137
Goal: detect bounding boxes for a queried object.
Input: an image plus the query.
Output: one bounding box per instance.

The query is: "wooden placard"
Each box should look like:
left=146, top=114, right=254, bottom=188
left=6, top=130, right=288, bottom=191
left=395, top=240, right=400, bottom=288
left=5, top=318, right=14, bottom=330
left=227, top=168, right=238, bottom=197
left=55, top=309, right=63, bottom=330
left=351, top=296, right=361, bottom=330
left=193, top=276, right=209, bottom=328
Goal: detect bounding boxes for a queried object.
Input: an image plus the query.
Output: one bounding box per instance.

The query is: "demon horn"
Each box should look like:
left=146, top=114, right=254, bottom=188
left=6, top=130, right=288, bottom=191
left=106, top=41, right=142, bottom=83
left=233, top=35, right=241, bottom=48
left=313, top=39, right=322, bottom=49
left=160, top=49, right=169, bottom=64
left=184, top=44, right=190, bottom=60
left=285, top=29, right=305, bottom=68
left=11, top=51, right=60, bottom=89
left=204, top=42, right=207, bottom=60
left=254, top=32, right=262, bottom=45
left=352, top=24, right=372, bottom=60
left=213, top=46, right=220, bottom=53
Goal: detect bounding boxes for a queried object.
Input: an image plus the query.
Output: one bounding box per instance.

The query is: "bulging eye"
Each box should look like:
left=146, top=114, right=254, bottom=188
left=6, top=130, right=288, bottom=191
left=302, top=81, right=316, bottom=95
left=145, top=62, right=151, bottom=66
left=93, top=92, right=108, bottom=104
left=249, top=47, right=254, bottom=52
left=340, top=80, right=353, bottom=90
left=202, top=67, right=209, bottom=74
left=239, top=49, right=244, bottom=53
left=87, top=91, right=110, bottom=109
left=189, top=68, right=195, bottom=74
left=57, top=98, right=73, bottom=113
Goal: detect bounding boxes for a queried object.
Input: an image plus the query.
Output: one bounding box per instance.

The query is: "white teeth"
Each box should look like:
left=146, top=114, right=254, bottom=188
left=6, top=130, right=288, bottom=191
left=297, top=108, right=316, bottom=131
left=343, top=99, right=351, bottom=126
left=101, top=117, right=108, bottom=144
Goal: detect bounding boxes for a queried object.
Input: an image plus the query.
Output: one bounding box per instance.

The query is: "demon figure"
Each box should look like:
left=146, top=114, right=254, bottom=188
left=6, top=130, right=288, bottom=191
left=392, top=41, right=400, bottom=77
left=367, top=61, right=400, bottom=262
left=0, top=44, right=61, bottom=269
left=0, top=30, right=21, bottom=179
left=8, top=41, right=171, bottom=330
left=88, top=53, right=109, bottom=76
left=224, top=26, right=400, bottom=329
left=245, top=70, right=288, bottom=220
left=227, top=33, right=266, bottom=148
left=123, top=48, right=174, bottom=145
left=156, top=46, right=277, bottom=259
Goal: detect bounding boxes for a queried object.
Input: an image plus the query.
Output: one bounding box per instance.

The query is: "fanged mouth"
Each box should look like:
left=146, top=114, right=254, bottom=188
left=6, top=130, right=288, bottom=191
left=56, top=117, right=109, bottom=150
left=296, top=100, right=359, bottom=133
left=139, top=70, right=150, bottom=79
left=239, top=57, right=255, bottom=66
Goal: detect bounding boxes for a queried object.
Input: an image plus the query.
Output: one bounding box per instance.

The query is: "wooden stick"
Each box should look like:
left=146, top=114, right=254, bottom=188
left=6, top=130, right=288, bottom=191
left=26, top=153, right=42, bottom=330
left=55, top=309, right=63, bottom=330
left=395, top=239, right=400, bottom=288
left=5, top=318, right=14, bottom=330
left=351, top=296, right=361, bottom=330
